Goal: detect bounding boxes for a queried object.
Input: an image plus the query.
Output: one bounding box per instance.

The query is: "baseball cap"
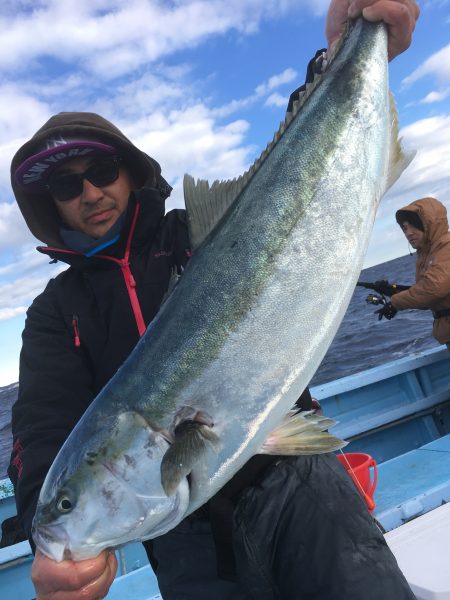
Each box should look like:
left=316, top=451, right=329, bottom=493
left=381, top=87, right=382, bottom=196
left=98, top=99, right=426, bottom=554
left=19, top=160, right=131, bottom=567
left=14, top=136, right=117, bottom=191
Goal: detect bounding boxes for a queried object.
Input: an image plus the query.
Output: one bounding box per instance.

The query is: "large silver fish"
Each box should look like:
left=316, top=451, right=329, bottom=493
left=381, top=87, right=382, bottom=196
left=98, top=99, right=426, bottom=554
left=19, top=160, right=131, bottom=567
left=33, top=18, right=412, bottom=561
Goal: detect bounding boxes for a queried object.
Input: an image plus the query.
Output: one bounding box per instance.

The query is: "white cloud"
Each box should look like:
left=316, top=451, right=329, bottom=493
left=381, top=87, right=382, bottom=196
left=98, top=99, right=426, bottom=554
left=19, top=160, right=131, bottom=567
left=0, top=203, right=37, bottom=249
left=402, top=43, right=450, bottom=87
left=0, top=85, right=50, bottom=140
left=419, top=88, right=450, bottom=104
left=265, top=92, right=289, bottom=108
left=0, top=245, right=52, bottom=276
left=91, top=69, right=194, bottom=121
left=130, top=104, right=254, bottom=184
left=255, top=68, right=297, bottom=95
left=0, top=248, right=65, bottom=319
left=0, top=0, right=322, bottom=79
left=398, top=115, right=450, bottom=188
left=0, top=368, right=19, bottom=387
left=423, top=0, right=450, bottom=8
left=0, top=306, right=27, bottom=321
left=0, top=85, right=52, bottom=196
left=212, top=68, right=298, bottom=118
left=365, top=114, right=450, bottom=267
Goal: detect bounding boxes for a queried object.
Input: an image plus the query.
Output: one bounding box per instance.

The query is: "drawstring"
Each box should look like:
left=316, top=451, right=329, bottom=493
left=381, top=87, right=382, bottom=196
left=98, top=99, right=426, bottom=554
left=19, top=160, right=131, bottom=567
left=95, top=204, right=147, bottom=337
left=72, top=315, right=81, bottom=348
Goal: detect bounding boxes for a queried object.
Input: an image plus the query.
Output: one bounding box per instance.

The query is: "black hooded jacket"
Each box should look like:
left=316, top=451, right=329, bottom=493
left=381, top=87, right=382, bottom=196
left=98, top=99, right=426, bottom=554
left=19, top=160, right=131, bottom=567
left=9, top=189, right=191, bottom=540
left=7, top=53, right=325, bottom=552
left=8, top=111, right=193, bottom=541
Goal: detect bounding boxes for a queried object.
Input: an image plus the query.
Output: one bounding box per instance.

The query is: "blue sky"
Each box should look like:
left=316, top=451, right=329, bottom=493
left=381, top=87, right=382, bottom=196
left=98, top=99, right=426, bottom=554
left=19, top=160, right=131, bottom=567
left=0, top=0, right=449, bottom=386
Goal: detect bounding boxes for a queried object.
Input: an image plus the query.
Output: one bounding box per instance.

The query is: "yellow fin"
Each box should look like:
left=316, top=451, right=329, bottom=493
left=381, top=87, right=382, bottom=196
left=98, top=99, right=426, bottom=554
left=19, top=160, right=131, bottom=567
left=260, top=410, right=347, bottom=455
left=385, top=92, right=415, bottom=192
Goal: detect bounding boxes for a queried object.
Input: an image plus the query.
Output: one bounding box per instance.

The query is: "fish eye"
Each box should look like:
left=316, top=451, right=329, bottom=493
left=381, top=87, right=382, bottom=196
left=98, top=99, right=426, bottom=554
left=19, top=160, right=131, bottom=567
left=56, top=494, right=74, bottom=513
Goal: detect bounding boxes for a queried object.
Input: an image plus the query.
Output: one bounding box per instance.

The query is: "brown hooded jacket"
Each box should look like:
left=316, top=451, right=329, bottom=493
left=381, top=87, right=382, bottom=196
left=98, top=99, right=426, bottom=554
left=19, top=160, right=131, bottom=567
left=391, top=196, right=450, bottom=344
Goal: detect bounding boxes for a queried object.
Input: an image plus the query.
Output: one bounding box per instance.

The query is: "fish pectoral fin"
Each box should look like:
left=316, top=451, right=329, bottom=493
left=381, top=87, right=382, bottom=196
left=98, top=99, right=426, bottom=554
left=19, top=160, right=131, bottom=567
left=161, top=421, right=221, bottom=496
left=260, top=410, right=347, bottom=455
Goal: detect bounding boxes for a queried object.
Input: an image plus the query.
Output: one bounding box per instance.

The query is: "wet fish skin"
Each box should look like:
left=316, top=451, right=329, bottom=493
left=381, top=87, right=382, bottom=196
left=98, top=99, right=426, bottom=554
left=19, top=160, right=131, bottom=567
left=32, top=18, right=412, bottom=562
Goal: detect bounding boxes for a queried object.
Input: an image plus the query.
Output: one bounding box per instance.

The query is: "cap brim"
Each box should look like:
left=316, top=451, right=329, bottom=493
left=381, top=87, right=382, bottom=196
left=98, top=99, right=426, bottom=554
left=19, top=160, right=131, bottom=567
left=14, top=141, right=116, bottom=191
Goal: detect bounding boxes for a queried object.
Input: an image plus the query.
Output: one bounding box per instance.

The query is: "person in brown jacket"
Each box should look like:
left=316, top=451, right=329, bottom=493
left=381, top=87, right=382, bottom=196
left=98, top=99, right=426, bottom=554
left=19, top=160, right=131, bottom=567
left=379, top=197, right=450, bottom=346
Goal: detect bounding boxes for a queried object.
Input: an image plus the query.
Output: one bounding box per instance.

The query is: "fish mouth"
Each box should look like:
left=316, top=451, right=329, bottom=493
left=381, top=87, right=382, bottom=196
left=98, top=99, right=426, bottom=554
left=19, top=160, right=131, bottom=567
left=33, top=518, right=114, bottom=562
left=34, top=526, right=108, bottom=562
left=32, top=522, right=71, bottom=562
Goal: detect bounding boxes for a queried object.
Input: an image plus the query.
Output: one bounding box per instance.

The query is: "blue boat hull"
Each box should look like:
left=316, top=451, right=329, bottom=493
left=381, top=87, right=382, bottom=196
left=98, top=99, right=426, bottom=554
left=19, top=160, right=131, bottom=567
left=2, top=345, right=450, bottom=598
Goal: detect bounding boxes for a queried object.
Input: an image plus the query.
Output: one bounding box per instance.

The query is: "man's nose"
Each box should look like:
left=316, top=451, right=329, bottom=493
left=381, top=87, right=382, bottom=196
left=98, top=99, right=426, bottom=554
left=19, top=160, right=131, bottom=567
left=81, top=178, right=104, bottom=202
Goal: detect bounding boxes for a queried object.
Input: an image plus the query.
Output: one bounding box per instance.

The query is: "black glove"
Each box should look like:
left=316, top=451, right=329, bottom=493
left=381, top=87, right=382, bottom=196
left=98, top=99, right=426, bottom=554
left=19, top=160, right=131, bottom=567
left=373, top=280, right=391, bottom=294
left=373, top=280, right=410, bottom=296
left=375, top=302, right=398, bottom=321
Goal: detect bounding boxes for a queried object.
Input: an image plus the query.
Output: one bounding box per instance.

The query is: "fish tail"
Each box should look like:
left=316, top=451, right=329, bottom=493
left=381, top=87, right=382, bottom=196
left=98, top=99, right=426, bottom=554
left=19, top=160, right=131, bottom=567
left=385, top=92, right=416, bottom=192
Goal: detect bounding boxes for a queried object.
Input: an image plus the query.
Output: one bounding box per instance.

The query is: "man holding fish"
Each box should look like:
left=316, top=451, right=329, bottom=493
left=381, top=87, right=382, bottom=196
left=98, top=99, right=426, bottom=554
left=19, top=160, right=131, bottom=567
left=8, top=0, right=420, bottom=598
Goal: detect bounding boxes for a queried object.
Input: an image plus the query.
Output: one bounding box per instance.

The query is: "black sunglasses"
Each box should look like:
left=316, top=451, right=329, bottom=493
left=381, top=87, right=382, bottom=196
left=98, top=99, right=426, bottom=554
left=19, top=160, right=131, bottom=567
left=46, top=156, right=122, bottom=202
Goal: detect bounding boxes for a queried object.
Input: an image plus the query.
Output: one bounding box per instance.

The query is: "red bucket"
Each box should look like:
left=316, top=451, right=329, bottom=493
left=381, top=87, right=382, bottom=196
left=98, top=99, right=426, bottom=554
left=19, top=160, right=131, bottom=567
left=336, top=452, right=377, bottom=512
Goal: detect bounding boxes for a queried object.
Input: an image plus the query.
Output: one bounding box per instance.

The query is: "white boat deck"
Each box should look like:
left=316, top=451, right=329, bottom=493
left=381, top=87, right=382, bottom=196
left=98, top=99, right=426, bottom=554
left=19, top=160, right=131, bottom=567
left=386, top=502, right=450, bottom=600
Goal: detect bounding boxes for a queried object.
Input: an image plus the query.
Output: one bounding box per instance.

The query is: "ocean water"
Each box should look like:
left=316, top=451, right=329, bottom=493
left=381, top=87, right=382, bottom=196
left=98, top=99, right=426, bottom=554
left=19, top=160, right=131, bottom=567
left=310, top=252, right=440, bottom=386
left=0, top=253, right=439, bottom=479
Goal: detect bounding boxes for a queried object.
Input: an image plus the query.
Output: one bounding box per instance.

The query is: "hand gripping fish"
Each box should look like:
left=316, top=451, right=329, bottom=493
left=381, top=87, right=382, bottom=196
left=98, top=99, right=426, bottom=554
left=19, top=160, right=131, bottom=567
left=33, top=18, right=413, bottom=561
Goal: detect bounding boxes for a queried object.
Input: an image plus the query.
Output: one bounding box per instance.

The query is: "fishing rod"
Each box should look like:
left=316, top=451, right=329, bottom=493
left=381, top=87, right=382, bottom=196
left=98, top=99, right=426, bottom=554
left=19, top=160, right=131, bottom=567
left=356, top=280, right=410, bottom=320
left=357, top=280, right=410, bottom=296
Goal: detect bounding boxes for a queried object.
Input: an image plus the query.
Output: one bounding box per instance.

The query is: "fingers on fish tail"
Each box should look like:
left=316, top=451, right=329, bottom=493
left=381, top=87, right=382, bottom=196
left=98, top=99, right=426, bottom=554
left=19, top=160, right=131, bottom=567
left=161, top=420, right=221, bottom=496
left=260, top=410, right=347, bottom=455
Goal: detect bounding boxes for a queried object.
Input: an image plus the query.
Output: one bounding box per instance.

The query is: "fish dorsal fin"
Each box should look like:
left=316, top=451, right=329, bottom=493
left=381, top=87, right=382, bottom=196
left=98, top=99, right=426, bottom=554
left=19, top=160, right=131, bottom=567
left=183, top=57, right=331, bottom=251
left=385, top=91, right=416, bottom=191
left=183, top=174, right=242, bottom=250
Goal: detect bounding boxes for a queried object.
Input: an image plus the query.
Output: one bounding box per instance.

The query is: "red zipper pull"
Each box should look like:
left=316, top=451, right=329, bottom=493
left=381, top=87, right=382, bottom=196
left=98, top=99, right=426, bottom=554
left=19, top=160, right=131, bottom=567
left=72, top=316, right=81, bottom=348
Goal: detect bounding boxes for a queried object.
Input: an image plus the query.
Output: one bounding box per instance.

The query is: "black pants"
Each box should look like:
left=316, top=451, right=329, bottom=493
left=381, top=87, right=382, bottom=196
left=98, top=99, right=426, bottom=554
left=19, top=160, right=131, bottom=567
left=151, top=454, right=415, bottom=599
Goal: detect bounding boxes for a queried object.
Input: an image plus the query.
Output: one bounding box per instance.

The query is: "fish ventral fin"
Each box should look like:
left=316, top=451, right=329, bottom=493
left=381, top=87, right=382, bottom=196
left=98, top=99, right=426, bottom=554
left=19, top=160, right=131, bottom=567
left=260, top=410, right=347, bottom=455
left=161, top=420, right=221, bottom=496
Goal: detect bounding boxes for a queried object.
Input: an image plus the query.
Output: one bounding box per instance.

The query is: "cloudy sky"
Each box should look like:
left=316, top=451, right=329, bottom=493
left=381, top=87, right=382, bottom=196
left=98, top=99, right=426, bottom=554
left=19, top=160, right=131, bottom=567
left=0, top=0, right=449, bottom=386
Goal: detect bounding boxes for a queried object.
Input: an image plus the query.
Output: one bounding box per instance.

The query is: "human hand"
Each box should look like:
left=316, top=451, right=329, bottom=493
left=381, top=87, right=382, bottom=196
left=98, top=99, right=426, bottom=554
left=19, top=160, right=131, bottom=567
left=325, top=0, right=420, bottom=61
left=375, top=301, right=398, bottom=321
left=32, top=549, right=117, bottom=600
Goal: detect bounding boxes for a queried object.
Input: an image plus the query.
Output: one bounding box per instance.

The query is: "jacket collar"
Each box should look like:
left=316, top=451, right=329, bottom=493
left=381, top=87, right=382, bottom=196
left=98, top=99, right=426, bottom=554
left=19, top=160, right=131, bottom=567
left=37, top=186, right=165, bottom=268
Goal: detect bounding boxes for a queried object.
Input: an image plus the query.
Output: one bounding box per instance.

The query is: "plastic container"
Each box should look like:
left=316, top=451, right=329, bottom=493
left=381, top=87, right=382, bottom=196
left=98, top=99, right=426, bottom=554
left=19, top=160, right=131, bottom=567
left=336, top=452, right=377, bottom=511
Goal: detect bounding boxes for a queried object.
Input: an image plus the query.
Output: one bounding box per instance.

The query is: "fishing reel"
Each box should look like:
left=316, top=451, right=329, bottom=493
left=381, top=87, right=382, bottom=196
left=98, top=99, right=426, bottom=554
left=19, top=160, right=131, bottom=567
left=366, top=293, right=398, bottom=321
left=365, top=293, right=387, bottom=306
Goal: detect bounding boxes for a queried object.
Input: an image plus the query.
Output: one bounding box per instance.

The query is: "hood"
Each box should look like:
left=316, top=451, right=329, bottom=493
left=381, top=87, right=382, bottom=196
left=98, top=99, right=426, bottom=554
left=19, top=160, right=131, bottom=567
left=11, top=112, right=171, bottom=248
left=396, top=196, right=449, bottom=248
